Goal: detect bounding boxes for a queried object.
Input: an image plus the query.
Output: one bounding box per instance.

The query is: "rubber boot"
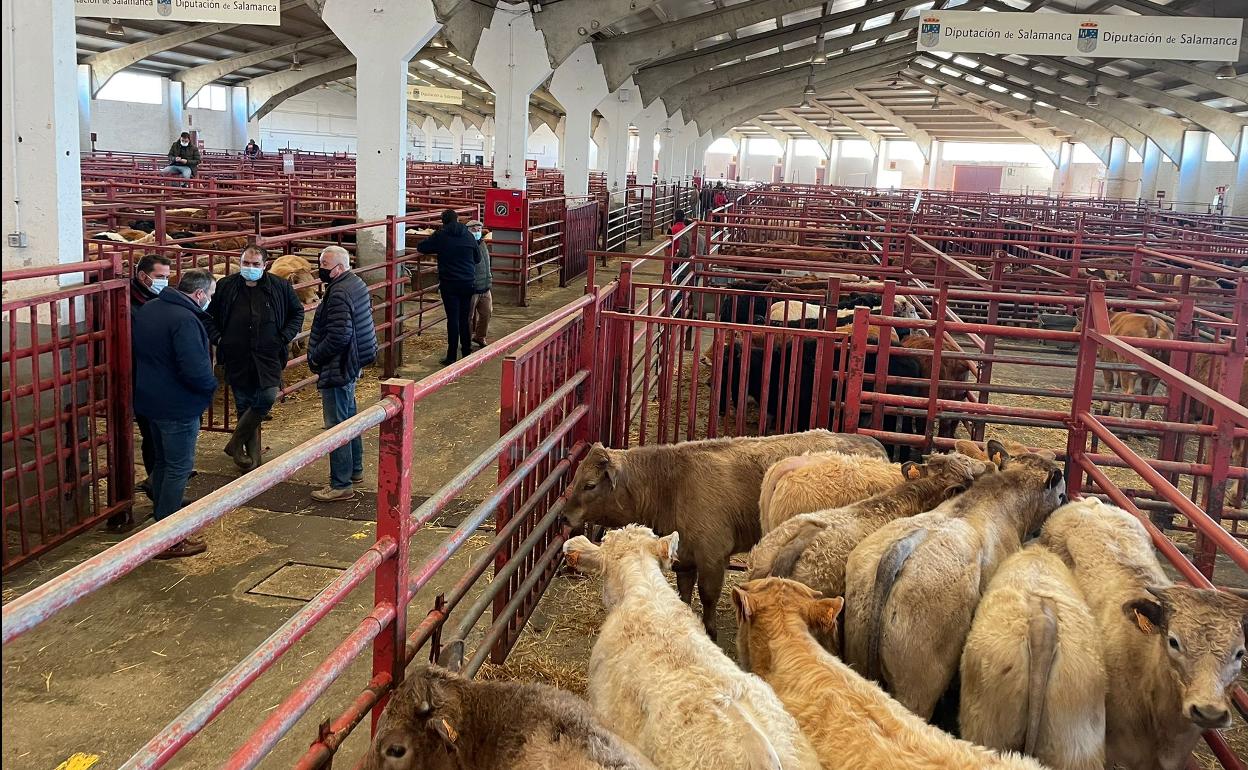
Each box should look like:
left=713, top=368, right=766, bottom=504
left=244, top=424, right=263, bottom=470
left=225, top=408, right=266, bottom=469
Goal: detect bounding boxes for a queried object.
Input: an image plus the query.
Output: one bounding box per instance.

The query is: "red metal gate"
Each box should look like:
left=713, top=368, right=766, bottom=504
left=560, top=200, right=600, bottom=287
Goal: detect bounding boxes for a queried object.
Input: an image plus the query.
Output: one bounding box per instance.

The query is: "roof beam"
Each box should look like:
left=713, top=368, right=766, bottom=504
left=749, top=119, right=793, bottom=145
left=85, top=0, right=304, bottom=96
left=594, top=0, right=826, bottom=91
left=1127, top=59, right=1248, bottom=105
left=808, top=101, right=882, bottom=153
left=900, top=74, right=1062, bottom=165
left=845, top=87, right=933, bottom=160
left=532, top=0, right=662, bottom=67
left=246, top=58, right=357, bottom=121
left=173, top=32, right=340, bottom=105
left=775, top=108, right=832, bottom=145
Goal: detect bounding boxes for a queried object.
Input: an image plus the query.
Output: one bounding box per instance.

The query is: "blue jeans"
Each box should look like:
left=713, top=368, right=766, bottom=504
left=161, top=164, right=193, bottom=179
left=149, top=416, right=201, bottom=521
left=232, top=384, right=278, bottom=418
left=321, top=382, right=363, bottom=489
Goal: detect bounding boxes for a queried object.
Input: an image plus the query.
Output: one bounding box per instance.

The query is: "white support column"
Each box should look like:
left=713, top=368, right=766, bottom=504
left=482, top=117, right=496, bottom=166
left=229, top=86, right=248, bottom=150
left=596, top=80, right=643, bottom=191
left=825, top=138, right=840, bottom=186
left=870, top=142, right=886, bottom=188
left=782, top=138, right=796, bottom=183
left=549, top=43, right=609, bottom=198
left=2, top=0, right=83, bottom=288
left=592, top=119, right=609, bottom=172
left=168, top=80, right=186, bottom=139
left=450, top=116, right=465, bottom=163
left=322, top=0, right=439, bottom=262
left=473, top=3, right=553, bottom=190
left=1105, top=136, right=1130, bottom=199
left=1233, top=127, right=1248, bottom=217
left=1141, top=139, right=1163, bottom=200
left=925, top=139, right=941, bottom=189
left=634, top=99, right=667, bottom=184
left=1176, top=130, right=1209, bottom=212
left=555, top=117, right=566, bottom=170
left=77, top=64, right=92, bottom=153
left=738, top=136, right=750, bottom=182
left=1053, top=141, right=1074, bottom=195
left=690, top=130, right=712, bottom=180
left=671, top=120, right=700, bottom=180
left=421, top=116, right=436, bottom=162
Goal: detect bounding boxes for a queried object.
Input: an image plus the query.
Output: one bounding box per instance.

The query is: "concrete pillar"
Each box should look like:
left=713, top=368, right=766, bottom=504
left=634, top=99, right=667, bottom=184
left=826, top=139, right=840, bottom=186
left=690, top=131, right=712, bottom=179
left=1233, top=128, right=1248, bottom=217
left=421, top=116, right=436, bottom=162
left=738, top=136, right=750, bottom=182
left=596, top=80, right=643, bottom=191
left=592, top=119, right=609, bottom=172
left=549, top=44, right=609, bottom=198
left=322, top=0, right=438, bottom=261
left=450, top=116, right=465, bottom=163
left=1105, top=136, right=1130, bottom=199
left=870, top=142, right=885, bottom=188
left=925, top=140, right=941, bottom=189
left=555, top=117, right=566, bottom=170
left=77, top=64, right=92, bottom=153
left=481, top=117, right=496, bottom=166
left=1177, top=130, right=1209, bottom=212
left=229, top=86, right=248, bottom=150
left=782, top=139, right=796, bottom=184
left=1, top=0, right=83, bottom=290
left=1141, top=139, right=1163, bottom=200
left=1053, top=141, right=1074, bottom=195
left=168, top=80, right=186, bottom=139
left=473, top=3, right=553, bottom=190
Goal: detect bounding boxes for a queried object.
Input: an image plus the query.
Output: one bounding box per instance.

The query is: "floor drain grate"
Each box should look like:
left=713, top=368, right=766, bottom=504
left=247, top=562, right=346, bottom=602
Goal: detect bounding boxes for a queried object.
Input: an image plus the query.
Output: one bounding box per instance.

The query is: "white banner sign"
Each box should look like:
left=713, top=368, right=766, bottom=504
left=76, top=0, right=281, bottom=25
left=917, top=11, right=1242, bottom=61
left=406, top=85, right=463, bottom=105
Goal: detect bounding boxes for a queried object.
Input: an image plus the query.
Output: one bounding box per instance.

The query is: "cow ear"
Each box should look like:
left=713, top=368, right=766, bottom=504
left=1046, top=468, right=1065, bottom=490
left=428, top=716, right=460, bottom=753
left=900, top=461, right=924, bottom=480
left=803, top=597, right=844, bottom=635
left=436, top=639, right=465, bottom=674
left=1123, top=596, right=1165, bottom=635
left=986, top=439, right=1011, bottom=469
left=954, top=440, right=987, bottom=460
left=653, top=531, right=679, bottom=569
left=600, top=449, right=624, bottom=488
left=563, top=536, right=604, bottom=575
left=732, top=587, right=753, bottom=624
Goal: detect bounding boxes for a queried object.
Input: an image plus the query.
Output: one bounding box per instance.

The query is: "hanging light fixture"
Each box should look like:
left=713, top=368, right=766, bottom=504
left=105, top=18, right=125, bottom=36
left=289, top=52, right=303, bottom=72
left=1086, top=89, right=1100, bottom=108
left=801, top=79, right=817, bottom=109
left=1215, top=63, right=1236, bottom=80
left=811, top=25, right=827, bottom=64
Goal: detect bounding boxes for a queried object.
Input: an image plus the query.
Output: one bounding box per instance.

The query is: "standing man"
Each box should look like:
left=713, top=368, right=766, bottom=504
left=308, top=246, right=377, bottom=502
left=466, top=219, right=492, bottom=349
left=416, top=209, right=479, bottom=365
left=207, top=245, right=304, bottom=471
left=132, top=269, right=217, bottom=558
left=162, top=131, right=200, bottom=182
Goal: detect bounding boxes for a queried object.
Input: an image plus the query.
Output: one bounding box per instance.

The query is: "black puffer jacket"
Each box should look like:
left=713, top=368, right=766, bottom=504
left=308, top=271, right=377, bottom=389
left=416, top=221, right=480, bottom=286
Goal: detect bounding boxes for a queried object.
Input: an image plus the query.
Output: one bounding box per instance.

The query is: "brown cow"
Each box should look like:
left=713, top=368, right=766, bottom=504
left=1086, top=312, right=1173, bottom=420
left=902, top=334, right=979, bottom=437
left=562, top=430, right=887, bottom=638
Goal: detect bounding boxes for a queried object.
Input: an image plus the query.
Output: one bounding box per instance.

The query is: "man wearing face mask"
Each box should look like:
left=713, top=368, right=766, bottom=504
left=206, top=245, right=304, bottom=471
left=466, top=219, right=492, bottom=349
left=162, top=131, right=200, bottom=183
left=308, top=246, right=377, bottom=501
left=132, top=269, right=218, bottom=558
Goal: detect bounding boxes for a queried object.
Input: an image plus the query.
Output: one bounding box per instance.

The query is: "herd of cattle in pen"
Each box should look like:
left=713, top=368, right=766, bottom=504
left=363, top=430, right=1246, bottom=770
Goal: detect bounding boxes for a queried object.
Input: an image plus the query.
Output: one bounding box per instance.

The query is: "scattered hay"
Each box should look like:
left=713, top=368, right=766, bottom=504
left=169, top=507, right=274, bottom=577
left=477, top=637, right=590, bottom=696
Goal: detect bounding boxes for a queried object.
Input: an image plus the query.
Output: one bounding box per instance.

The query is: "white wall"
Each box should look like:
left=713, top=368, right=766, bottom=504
left=257, top=88, right=358, bottom=154
left=528, top=123, right=560, bottom=168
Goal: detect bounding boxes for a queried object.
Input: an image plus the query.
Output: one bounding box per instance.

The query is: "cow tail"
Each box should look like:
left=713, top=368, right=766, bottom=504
left=719, top=695, right=782, bottom=770
left=769, top=520, right=827, bottom=579
left=1024, top=595, right=1059, bottom=757
left=866, top=528, right=928, bottom=683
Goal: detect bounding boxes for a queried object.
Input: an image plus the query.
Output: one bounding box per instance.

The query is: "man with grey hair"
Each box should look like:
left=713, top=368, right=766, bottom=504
left=132, top=268, right=217, bottom=558
left=308, top=246, right=377, bottom=501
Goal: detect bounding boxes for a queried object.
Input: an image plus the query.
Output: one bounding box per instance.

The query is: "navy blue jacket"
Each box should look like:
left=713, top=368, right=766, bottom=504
left=133, top=289, right=218, bottom=420
left=309, top=271, right=378, bottom=389
left=416, top=221, right=480, bottom=286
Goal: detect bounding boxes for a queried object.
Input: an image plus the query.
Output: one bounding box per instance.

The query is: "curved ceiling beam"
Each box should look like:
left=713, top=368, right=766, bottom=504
left=86, top=0, right=305, bottom=96
left=532, top=0, right=661, bottom=67
left=1129, top=60, right=1248, bottom=105
left=594, top=0, right=826, bottom=91
left=748, top=119, right=792, bottom=146
left=845, top=87, right=933, bottom=160
left=774, top=108, right=833, bottom=146
left=250, top=64, right=357, bottom=121
left=808, top=101, right=882, bottom=154
left=174, top=32, right=340, bottom=105
left=900, top=74, right=1064, bottom=165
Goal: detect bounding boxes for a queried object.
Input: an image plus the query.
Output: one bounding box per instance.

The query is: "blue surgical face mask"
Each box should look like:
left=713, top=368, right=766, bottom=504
left=150, top=277, right=168, bottom=294
left=240, top=266, right=264, bottom=282
left=472, top=230, right=483, bottom=241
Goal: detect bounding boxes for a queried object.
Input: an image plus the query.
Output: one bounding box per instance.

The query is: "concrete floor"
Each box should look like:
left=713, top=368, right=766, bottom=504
left=1, top=247, right=663, bottom=770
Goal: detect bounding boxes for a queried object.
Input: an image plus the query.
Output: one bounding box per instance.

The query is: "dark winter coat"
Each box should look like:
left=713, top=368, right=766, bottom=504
left=133, top=289, right=217, bottom=420
left=207, top=271, right=305, bottom=367
left=473, top=239, right=492, bottom=293
left=308, top=271, right=378, bottom=389
left=416, top=221, right=480, bottom=287
left=166, top=140, right=201, bottom=172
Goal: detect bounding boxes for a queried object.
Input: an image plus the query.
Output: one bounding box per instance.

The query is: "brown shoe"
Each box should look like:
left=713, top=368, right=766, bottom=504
left=154, top=538, right=207, bottom=559
left=311, top=486, right=355, bottom=502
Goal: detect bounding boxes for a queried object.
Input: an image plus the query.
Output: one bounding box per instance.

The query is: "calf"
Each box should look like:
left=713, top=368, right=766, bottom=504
left=1088, top=312, right=1173, bottom=419
left=1041, top=498, right=1248, bottom=770
left=758, top=451, right=903, bottom=533
left=843, top=441, right=1067, bottom=719
left=366, top=641, right=653, bottom=770
left=269, top=254, right=321, bottom=306
left=732, top=578, right=1045, bottom=770
left=564, top=527, right=821, bottom=770
left=562, top=431, right=885, bottom=638
left=960, top=544, right=1106, bottom=770
left=901, top=334, right=979, bottom=437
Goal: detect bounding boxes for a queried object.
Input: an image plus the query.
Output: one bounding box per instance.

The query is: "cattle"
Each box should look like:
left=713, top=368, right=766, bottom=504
left=269, top=254, right=321, bottom=306
left=563, top=526, right=821, bottom=770
left=1186, top=353, right=1247, bottom=504
left=843, top=441, right=1067, bottom=720
left=959, top=544, right=1106, bottom=770
left=561, top=431, right=886, bottom=638
left=731, top=578, right=1046, bottom=770
left=91, top=229, right=155, bottom=245
left=748, top=451, right=998, bottom=601
left=1096, top=312, right=1174, bottom=419
left=758, top=451, right=904, bottom=533
left=365, top=640, right=654, bottom=770
left=1041, top=498, right=1248, bottom=770
left=901, top=334, right=980, bottom=437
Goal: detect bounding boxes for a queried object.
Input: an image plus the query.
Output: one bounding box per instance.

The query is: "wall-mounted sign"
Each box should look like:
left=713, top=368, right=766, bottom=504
left=917, top=11, right=1242, bottom=61
left=75, top=0, right=281, bottom=25
left=406, top=85, right=463, bottom=105
left=525, top=159, right=538, bottom=172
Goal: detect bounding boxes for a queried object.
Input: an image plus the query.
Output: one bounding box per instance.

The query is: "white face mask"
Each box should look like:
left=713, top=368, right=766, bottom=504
left=149, top=277, right=168, bottom=294
left=180, top=140, right=189, bottom=147
left=199, top=293, right=212, bottom=310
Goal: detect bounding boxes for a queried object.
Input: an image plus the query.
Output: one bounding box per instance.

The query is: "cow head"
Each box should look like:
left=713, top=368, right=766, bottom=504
left=1123, top=585, right=1247, bottom=730
left=367, top=643, right=470, bottom=770
left=564, top=525, right=679, bottom=610
left=985, top=440, right=1067, bottom=533
left=732, top=577, right=843, bottom=675
left=562, top=443, right=628, bottom=529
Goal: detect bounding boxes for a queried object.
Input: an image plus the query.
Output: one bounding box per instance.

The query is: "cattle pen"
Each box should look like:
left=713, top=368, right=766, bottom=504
left=4, top=184, right=1248, bottom=769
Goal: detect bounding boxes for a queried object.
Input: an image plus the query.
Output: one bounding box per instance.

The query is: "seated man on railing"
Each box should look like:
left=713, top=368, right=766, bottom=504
left=161, top=131, right=200, bottom=183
